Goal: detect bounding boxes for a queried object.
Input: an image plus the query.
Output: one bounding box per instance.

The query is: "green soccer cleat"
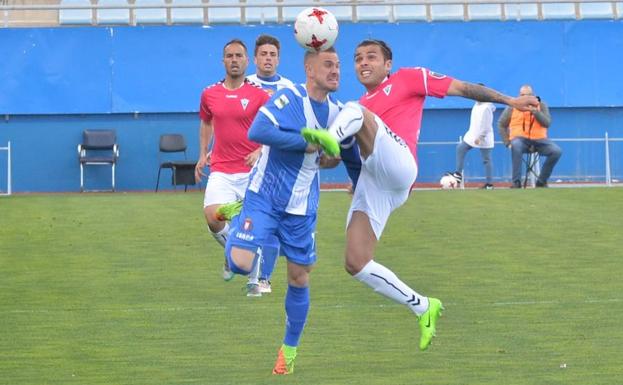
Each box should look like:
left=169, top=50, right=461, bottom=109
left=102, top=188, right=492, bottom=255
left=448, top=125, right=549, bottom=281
left=214, top=200, right=242, bottom=222
left=418, top=297, right=444, bottom=351
left=301, top=128, right=340, bottom=157
left=272, top=344, right=297, bottom=375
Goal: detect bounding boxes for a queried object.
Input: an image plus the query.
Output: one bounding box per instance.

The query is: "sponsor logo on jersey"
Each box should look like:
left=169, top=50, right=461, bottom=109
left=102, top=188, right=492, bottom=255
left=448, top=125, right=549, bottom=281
left=274, top=94, right=290, bottom=109
left=235, top=232, right=254, bottom=242
left=225, top=94, right=238, bottom=99
left=241, top=98, right=249, bottom=110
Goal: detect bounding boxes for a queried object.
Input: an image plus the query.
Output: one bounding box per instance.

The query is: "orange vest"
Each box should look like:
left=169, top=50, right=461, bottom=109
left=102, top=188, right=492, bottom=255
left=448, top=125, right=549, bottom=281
left=509, top=108, right=547, bottom=140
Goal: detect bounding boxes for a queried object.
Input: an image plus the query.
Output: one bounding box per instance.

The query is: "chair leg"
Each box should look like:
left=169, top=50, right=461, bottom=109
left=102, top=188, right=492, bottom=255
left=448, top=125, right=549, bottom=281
left=80, top=163, right=84, bottom=192
left=155, top=167, right=162, bottom=192
left=112, top=164, right=116, bottom=192
left=172, top=167, right=177, bottom=191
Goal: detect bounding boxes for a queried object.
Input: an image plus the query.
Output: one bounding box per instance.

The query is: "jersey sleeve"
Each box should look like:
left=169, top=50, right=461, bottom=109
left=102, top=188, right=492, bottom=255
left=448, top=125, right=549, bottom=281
left=199, top=88, right=212, bottom=122
left=248, top=88, right=308, bottom=152
left=401, top=67, right=453, bottom=99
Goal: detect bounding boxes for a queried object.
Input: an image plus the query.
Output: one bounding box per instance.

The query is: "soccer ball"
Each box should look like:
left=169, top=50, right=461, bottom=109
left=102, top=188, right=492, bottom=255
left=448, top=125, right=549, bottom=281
left=440, top=174, right=459, bottom=190
left=294, top=7, right=339, bottom=52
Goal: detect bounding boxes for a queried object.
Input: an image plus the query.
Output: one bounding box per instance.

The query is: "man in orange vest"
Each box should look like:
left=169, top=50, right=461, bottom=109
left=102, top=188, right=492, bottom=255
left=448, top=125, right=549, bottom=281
left=498, top=84, right=562, bottom=188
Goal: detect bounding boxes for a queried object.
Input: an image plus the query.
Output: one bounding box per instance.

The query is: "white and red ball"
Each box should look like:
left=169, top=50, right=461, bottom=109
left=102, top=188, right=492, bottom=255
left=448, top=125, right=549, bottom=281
left=440, top=175, right=459, bottom=190
left=294, top=7, right=339, bottom=52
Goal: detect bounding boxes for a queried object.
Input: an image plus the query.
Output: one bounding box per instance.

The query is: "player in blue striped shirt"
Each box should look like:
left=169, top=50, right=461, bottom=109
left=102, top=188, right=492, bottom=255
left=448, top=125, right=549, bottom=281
left=224, top=47, right=342, bottom=375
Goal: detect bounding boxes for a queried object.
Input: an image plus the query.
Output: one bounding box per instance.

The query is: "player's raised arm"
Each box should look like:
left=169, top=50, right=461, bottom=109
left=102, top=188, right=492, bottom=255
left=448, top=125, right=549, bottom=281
left=248, top=108, right=310, bottom=152
left=446, top=79, right=539, bottom=111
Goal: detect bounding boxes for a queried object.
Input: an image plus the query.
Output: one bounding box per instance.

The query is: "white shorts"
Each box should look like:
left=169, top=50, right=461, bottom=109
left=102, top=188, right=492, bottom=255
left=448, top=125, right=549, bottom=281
left=203, top=171, right=250, bottom=208
left=347, top=115, right=418, bottom=239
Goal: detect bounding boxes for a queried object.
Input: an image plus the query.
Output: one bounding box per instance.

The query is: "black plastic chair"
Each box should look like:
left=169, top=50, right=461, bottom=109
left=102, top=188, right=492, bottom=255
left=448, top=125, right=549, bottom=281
left=155, top=134, right=197, bottom=192
left=78, top=129, right=119, bottom=192
left=522, top=145, right=541, bottom=188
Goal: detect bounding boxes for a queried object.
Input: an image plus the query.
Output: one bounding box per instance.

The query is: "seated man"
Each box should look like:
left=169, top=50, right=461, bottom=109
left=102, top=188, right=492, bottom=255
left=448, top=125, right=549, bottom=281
left=498, top=84, right=562, bottom=188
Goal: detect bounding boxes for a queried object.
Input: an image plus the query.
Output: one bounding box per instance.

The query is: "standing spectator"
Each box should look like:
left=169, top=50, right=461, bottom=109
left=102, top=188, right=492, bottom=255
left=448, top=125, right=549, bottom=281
left=194, top=39, right=269, bottom=285
left=498, top=84, right=562, bottom=188
left=453, top=85, right=497, bottom=189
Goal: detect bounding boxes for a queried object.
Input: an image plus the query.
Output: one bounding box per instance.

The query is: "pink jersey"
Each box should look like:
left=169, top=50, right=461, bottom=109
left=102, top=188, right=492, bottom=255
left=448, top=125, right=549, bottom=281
left=359, top=67, right=453, bottom=159
left=199, top=80, right=270, bottom=173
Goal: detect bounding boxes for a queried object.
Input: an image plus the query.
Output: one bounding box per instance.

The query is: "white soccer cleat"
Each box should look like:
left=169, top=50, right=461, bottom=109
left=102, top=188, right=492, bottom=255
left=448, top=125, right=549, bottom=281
left=258, top=279, right=272, bottom=294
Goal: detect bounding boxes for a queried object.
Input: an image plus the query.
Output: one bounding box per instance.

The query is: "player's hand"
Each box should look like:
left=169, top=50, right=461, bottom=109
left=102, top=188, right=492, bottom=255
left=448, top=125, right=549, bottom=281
left=474, top=138, right=481, bottom=145
left=511, top=95, right=539, bottom=112
left=245, top=148, right=261, bottom=167
left=305, top=143, right=320, bottom=153
left=319, top=153, right=341, bottom=169
left=195, top=152, right=210, bottom=182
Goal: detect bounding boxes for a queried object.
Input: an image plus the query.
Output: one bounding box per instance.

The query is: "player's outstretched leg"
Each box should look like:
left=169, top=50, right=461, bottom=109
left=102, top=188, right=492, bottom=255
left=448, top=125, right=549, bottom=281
left=417, top=298, right=444, bottom=351
left=301, top=101, right=365, bottom=157
left=215, top=200, right=243, bottom=221
left=301, top=128, right=340, bottom=157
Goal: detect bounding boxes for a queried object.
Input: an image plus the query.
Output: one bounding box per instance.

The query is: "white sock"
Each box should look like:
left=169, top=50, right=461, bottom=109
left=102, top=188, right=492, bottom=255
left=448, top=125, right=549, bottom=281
left=328, top=101, right=364, bottom=142
left=247, top=248, right=262, bottom=285
left=354, top=260, right=429, bottom=315
left=210, top=222, right=230, bottom=248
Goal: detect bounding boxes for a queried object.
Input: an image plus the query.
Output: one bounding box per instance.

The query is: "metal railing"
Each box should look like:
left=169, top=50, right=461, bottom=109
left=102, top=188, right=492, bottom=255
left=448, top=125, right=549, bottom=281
left=0, top=141, right=11, bottom=196
left=1, top=0, right=621, bottom=27
left=419, top=133, right=622, bottom=187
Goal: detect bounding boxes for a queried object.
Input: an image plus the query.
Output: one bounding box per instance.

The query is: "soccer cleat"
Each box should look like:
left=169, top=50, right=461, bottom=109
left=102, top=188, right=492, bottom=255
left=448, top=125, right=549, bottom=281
left=222, top=259, right=234, bottom=281
left=258, top=279, right=272, bottom=294
left=215, top=200, right=243, bottom=222
left=246, top=282, right=262, bottom=297
left=418, top=297, right=444, bottom=351
left=301, top=128, right=340, bottom=157
left=272, top=345, right=297, bottom=375
left=481, top=183, right=494, bottom=190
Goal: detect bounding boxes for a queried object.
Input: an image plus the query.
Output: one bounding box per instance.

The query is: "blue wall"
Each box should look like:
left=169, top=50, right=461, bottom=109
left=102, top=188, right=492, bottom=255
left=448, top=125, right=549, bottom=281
left=1, top=21, right=622, bottom=192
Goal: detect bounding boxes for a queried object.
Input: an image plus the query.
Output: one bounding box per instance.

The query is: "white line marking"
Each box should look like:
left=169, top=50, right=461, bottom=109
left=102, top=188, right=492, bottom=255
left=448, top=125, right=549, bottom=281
left=1, top=298, right=620, bottom=315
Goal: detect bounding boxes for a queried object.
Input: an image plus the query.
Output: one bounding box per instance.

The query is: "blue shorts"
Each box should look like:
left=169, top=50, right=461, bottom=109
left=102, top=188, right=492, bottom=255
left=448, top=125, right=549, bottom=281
left=227, top=192, right=317, bottom=266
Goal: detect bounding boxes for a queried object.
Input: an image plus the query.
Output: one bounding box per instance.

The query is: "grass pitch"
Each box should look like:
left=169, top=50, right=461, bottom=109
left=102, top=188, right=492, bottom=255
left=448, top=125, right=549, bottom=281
left=1, top=187, right=622, bottom=385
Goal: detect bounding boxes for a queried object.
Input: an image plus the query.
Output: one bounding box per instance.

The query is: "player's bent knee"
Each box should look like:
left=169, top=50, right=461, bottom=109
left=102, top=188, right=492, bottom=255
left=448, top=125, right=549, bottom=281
left=226, top=247, right=256, bottom=275
left=227, top=254, right=251, bottom=275
left=344, top=258, right=365, bottom=276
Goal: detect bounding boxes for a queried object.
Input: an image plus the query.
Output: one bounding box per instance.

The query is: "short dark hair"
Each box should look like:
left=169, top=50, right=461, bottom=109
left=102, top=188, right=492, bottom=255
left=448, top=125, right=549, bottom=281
left=254, top=34, right=280, bottom=56
left=223, top=39, right=247, bottom=56
left=356, top=39, right=392, bottom=61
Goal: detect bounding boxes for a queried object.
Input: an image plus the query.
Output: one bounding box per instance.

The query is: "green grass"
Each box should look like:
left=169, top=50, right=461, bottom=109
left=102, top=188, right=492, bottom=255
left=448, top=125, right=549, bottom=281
left=1, top=188, right=622, bottom=385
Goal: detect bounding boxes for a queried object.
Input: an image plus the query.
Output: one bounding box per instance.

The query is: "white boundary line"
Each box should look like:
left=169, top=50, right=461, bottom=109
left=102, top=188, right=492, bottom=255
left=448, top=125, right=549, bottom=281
left=2, top=298, right=620, bottom=315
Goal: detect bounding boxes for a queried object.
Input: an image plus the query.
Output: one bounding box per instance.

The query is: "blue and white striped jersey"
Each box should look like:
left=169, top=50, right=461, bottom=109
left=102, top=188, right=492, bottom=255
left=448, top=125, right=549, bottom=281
left=246, top=73, right=295, bottom=96
left=247, top=84, right=341, bottom=216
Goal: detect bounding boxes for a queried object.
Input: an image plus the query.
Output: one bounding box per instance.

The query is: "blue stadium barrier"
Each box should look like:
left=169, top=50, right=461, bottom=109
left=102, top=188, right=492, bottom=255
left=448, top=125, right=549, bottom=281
left=1, top=21, right=622, bottom=192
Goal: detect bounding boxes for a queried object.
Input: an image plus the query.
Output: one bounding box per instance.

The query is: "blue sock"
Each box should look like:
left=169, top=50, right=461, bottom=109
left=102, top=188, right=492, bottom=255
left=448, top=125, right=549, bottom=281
left=260, top=234, right=280, bottom=281
left=283, top=285, right=310, bottom=347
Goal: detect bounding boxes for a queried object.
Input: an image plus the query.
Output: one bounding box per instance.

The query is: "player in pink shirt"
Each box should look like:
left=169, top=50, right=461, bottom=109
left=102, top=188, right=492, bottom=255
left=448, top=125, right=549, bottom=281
left=303, top=39, right=539, bottom=351
left=194, top=39, right=270, bottom=284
